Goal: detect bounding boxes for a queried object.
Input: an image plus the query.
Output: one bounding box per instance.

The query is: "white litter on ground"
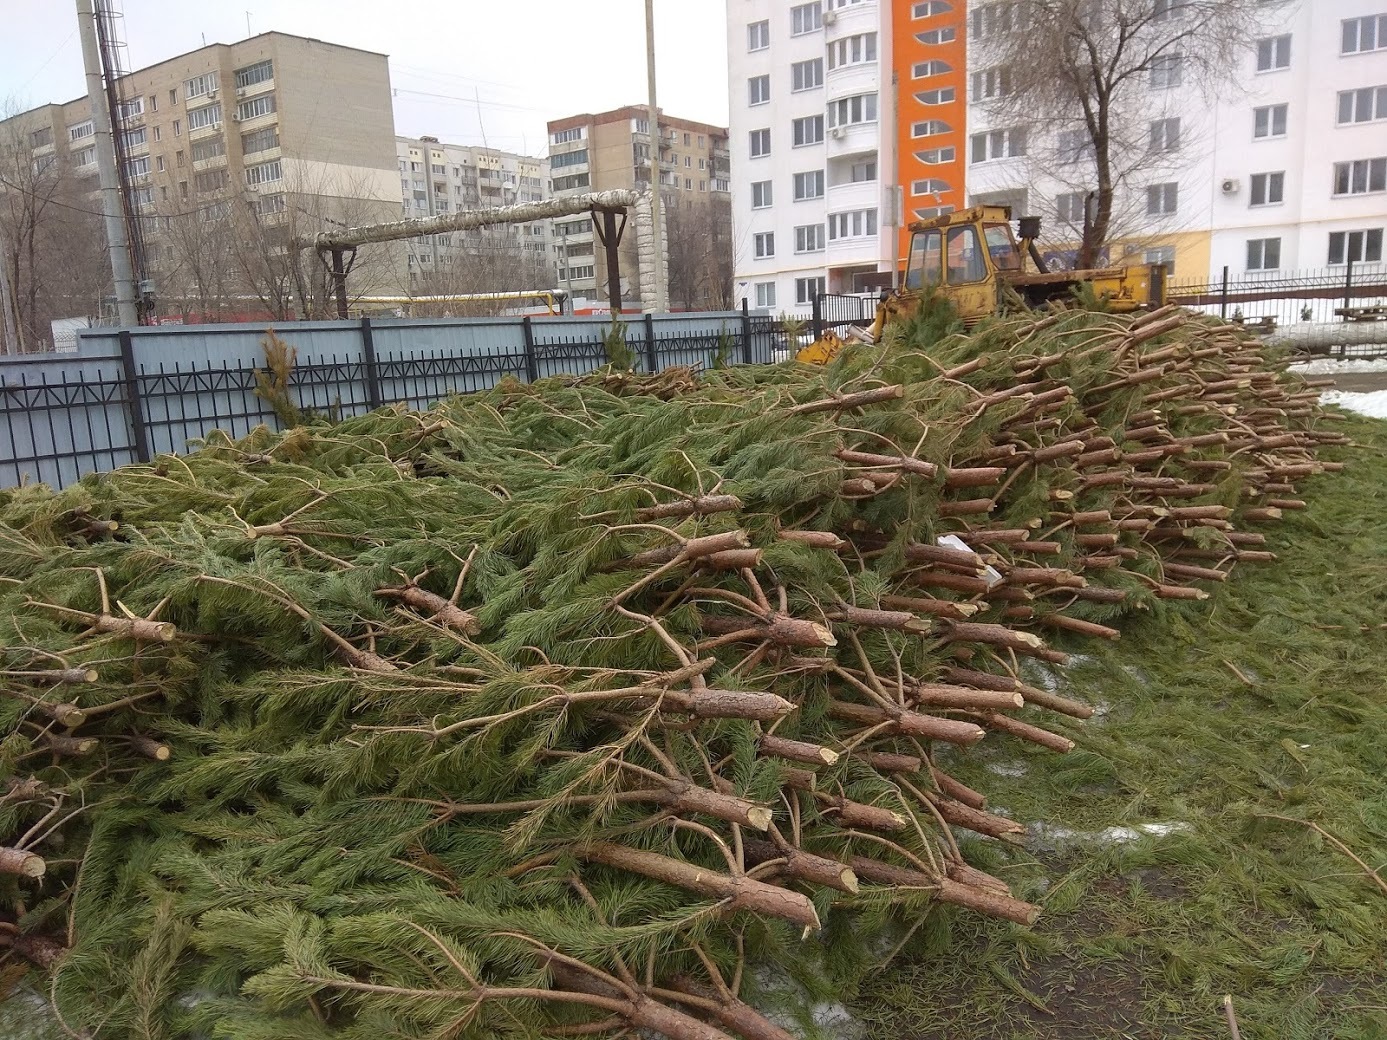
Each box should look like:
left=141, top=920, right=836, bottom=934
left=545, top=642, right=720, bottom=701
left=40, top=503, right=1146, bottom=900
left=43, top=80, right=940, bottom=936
left=1288, top=356, right=1387, bottom=375
left=1320, top=389, right=1387, bottom=418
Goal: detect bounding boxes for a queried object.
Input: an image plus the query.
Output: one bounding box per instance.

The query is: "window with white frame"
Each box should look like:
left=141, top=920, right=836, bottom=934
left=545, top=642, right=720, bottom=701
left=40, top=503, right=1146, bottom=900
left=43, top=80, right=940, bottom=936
left=185, top=72, right=218, bottom=99
left=1337, top=86, right=1387, bottom=124
left=1341, top=14, right=1387, bottom=54
left=755, top=282, right=777, bottom=308
left=245, top=160, right=283, bottom=187
left=1145, top=246, right=1176, bottom=274
left=970, top=127, right=1027, bottom=163
left=117, top=97, right=143, bottom=121
left=193, top=168, right=228, bottom=193
left=1147, top=181, right=1179, bottom=215
left=131, top=185, right=153, bottom=207
left=829, top=34, right=878, bottom=70
left=552, top=127, right=584, bottom=144
left=751, top=180, right=774, bottom=208
left=72, top=145, right=96, bottom=167
left=828, top=208, right=878, bottom=240
left=235, top=60, right=273, bottom=89
left=750, top=128, right=771, bottom=157
left=796, top=276, right=826, bottom=304
left=552, top=149, right=588, bottom=168
left=792, top=115, right=824, bottom=146
left=917, top=146, right=955, bottom=164
left=912, top=59, right=951, bottom=78
left=187, top=104, right=222, bottom=130
left=1254, top=103, right=1288, bottom=138
left=68, top=121, right=94, bottom=142
left=915, top=205, right=955, bottom=219
left=747, top=20, right=769, bottom=50
left=791, top=2, right=821, bottom=35
left=1329, top=228, right=1384, bottom=265
left=917, top=27, right=957, bottom=44
left=235, top=94, right=276, bottom=121
left=124, top=156, right=149, bottom=179
left=1058, top=127, right=1095, bottom=162
left=792, top=59, right=824, bottom=92
left=1250, top=171, right=1285, bottom=206
left=913, top=120, right=952, bottom=138
left=971, top=68, right=1013, bottom=101
left=191, top=136, right=225, bottom=162
left=1246, top=237, right=1281, bottom=271
left=850, top=159, right=877, bottom=182
left=970, top=2, right=1028, bottom=40
left=242, top=127, right=279, bottom=154
left=912, top=178, right=950, bottom=195
left=1256, top=35, right=1292, bottom=71
left=754, top=232, right=776, bottom=258
left=1150, top=53, right=1183, bottom=89
left=1056, top=192, right=1087, bottom=224
left=916, top=88, right=956, bottom=105
left=1334, top=157, right=1387, bottom=195
left=913, top=1, right=952, bottom=16
left=1152, top=0, right=1187, bottom=22
left=749, top=75, right=771, bottom=106
left=122, top=127, right=146, bottom=150
left=795, top=225, right=826, bottom=253
left=827, top=93, right=878, bottom=128
left=1149, top=117, right=1181, bottom=152
left=793, top=170, right=825, bottom=199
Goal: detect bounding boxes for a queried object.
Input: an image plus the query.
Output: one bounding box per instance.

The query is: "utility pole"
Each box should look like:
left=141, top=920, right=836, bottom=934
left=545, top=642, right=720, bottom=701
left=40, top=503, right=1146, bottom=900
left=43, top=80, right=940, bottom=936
left=76, top=0, right=139, bottom=327
left=644, top=0, right=666, bottom=313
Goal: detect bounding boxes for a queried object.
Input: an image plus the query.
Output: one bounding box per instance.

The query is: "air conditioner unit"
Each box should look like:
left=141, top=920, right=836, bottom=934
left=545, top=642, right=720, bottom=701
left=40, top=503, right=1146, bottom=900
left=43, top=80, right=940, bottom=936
left=207, top=88, right=218, bottom=100
left=823, top=10, right=837, bottom=24
left=211, top=121, right=222, bottom=131
left=830, top=126, right=846, bottom=139
left=233, top=115, right=244, bottom=123
left=1221, top=178, right=1241, bottom=195
left=236, top=87, right=247, bottom=98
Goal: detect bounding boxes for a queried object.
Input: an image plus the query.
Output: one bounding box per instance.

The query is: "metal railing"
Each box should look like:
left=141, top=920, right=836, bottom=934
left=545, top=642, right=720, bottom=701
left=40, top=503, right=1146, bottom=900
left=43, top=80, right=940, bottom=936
left=1168, top=261, right=1387, bottom=327
left=811, top=293, right=880, bottom=340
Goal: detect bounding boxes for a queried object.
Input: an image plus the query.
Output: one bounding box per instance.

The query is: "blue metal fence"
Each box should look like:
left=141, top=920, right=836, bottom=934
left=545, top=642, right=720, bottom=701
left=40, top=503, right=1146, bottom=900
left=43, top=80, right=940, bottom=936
left=1, top=308, right=780, bottom=490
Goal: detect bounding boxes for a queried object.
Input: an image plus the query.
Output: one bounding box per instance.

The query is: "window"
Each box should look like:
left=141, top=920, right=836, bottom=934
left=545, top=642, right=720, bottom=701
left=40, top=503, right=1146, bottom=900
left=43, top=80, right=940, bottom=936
left=971, top=68, right=1013, bottom=101
left=793, top=170, right=825, bottom=199
left=178, top=180, right=187, bottom=198
left=553, top=173, right=590, bottom=191
left=245, top=160, right=282, bottom=187
left=194, top=168, right=229, bottom=193
left=828, top=208, right=878, bottom=240
left=1058, top=128, right=1095, bottom=162
left=430, top=163, right=445, bottom=175
left=714, top=178, right=730, bottom=191
left=914, top=205, right=955, bottom=220
left=1145, top=246, right=1176, bottom=275
left=242, top=127, right=279, bottom=154
left=1342, top=14, right=1387, bottom=54
left=1337, top=86, right=1387, bottom=124
left=1056, top=192, right=1087, bottom=224
left=754, top=232, right=776, bottom=258
left=1256, top=35, right=1292, bottom=72
left=795, top=225, right=826, bottom=253
left=914, top=1, right=952, bottom=15
left=1333, top=157, right=1387, bottom=195
left=1246, top=237, right=1281, bottom=271
left=72, top=146, right=96, bottom=167
left=913, top=120, right=952, bottom=138
left=1150, top=53, right=1183, bottom=89
left=850, top=160, right=877, bottom=182
left=1152, top=0, right=1187, bottom=22
left=253, top=194, right=286, bottom=216
left=946, top=225, right=987, bottom=282
left=176, top=151, right=184, bottom=168
left=131, top=185, right=153, bottom=207
left=792, top=3, right=821, bottom=34
left=752, top=180, right=774, bottom=207
left=187, top=105, right=221, bottom=130
left=235, top=94, right=276, bottom=121
left=970, top=127, right=1027, bottom=162
left=796, top=276, right=826, bottom=304
left=913, top=59, right=951, bottom=78
left=684, top=155, right=692, bottom=168
left=917, top=147, right=955, bottom=164
left=755, top=282, right=777, bottom=308
left=551, top=149, right=588, bottom=168
left=122, top=127, right=147, bottom=150
left=912, top=177, right=949, bottom=195
left=1254, top=103, right=1288, bottom=139
left=185, top=72, right=218, bottom=99
left=1149, top=117, right=1181, bottom=152
left=749, top=75, right=771, bottom=106
left=1147, top=181, right=1179, bottom=215
left=792, top=59, right=823, bottom=92
left=30, top=126, right=53, bottom=149
left=970, top=2, right=1028, bottom=40
left=68, top=121, right=94, bottom=142
left=173, top=119, right=181, bottom=137
left=117, top=97, right=143, bottom=121
left=827, top=93, right=878, bottom=128
left=552, top=127, right=584, bottom=144
left=830, top=34, right=879, bottom=70
left=153, top=125, right=161, bottom=142
left=235, top=60, right=273, bottom=89
left=749, top=129, right=772, bottom=158
left=917, top=88, right=956, bottom=105
left=191, top=136, right=226, bottom=162
left=793, top=115, right=824, bottom=146
left=1250, top=171, right=1285, bottom=206
left=917, top=28, right=957, bottom=44
left=748, top=20, right=769, bottom=50
left=1329, top=229, right=1385, bottom=265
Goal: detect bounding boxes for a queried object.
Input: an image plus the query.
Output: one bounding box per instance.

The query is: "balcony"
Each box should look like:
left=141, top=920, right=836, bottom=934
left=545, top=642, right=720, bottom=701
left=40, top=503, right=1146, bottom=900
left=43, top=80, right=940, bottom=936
left=186, top=90, right=221, bottom=110
left=242, top=145, right=281, bottom=164
left=233, top=77, right=274, bottom=101
left=192, top=152, right=228, bottom=173
left=826, top=231, right=881, bottom=267
left=826, top=120, right=878, bottom=156
left=233, top=111, right=277, bottom=133
left=823, top=0, right=877, bottom=37
left=827, top=178, right=880, bottom=212
left=189, top=121, right=224, bottom=140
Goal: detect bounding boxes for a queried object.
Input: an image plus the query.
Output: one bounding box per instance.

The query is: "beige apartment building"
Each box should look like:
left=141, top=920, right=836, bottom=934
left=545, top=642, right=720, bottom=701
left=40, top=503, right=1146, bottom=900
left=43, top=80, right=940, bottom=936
left=546, top=106, right=732, bottom=309
left=395, top=135, right=552, bottom=298
left=2, top=32, right=402, bottom=322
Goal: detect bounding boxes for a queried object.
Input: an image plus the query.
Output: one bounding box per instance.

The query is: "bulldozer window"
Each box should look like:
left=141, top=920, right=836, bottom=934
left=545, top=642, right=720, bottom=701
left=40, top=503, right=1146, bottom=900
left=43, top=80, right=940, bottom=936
left=946, top=225, right=986, bottom=284
left=904, top=229, right=943, bottom=289
left=985, top=224, right=1020, bottom=271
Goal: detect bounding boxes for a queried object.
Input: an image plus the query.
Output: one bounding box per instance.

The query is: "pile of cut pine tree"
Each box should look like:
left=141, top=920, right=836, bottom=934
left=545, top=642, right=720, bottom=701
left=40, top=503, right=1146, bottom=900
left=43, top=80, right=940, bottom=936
left=0, top=301, right=1344, bottom=1039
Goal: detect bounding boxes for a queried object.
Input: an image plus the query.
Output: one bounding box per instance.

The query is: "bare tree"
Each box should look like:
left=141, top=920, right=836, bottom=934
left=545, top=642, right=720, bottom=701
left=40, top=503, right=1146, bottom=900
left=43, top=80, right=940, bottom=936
left=977, top=0, right=1285, bottom=267
left=666, top=198, right=733, bottom=311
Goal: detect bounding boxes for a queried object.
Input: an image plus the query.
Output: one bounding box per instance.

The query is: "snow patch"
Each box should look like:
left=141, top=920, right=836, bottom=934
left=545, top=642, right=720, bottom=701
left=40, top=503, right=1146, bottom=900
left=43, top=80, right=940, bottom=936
left=1029, top=820, right=1193, bottom=852
left=986, top=761, right=1029, bottom=778
left=1289, top=356, right=1387, bottom=375
left=1321, top=389, right=1387, bottom=418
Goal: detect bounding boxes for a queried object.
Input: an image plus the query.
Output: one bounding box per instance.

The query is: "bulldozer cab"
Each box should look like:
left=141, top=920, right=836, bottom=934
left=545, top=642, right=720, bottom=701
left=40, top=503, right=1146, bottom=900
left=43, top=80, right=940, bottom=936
left=902, top=207, right=1021, bottom=322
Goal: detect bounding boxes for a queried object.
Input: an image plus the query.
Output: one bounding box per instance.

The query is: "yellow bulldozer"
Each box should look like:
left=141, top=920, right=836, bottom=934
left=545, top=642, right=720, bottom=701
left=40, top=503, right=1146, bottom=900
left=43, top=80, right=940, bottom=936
left=795, top=205, right=1168, bottom=364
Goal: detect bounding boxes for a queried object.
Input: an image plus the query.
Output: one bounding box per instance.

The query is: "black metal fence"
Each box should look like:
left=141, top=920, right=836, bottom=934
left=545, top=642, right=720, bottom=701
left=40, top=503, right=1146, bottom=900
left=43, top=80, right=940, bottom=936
left=810, top=293, right=880, bottom=340
left=1, top=308, right=782, bottom=491
left=1168, top=261, right=1387, bottom=326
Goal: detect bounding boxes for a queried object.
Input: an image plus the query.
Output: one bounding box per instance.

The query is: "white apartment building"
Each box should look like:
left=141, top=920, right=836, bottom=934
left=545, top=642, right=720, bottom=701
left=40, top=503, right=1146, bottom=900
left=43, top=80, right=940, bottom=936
left=727, top=0, right=901, bottom=313
left=395, top=135, right=552, bottom=289
left=966, top=0, right=1387, bottom=281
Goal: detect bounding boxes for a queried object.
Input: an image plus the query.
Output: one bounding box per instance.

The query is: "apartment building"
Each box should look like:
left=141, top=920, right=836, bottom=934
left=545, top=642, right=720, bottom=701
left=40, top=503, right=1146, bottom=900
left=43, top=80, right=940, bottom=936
left=965, top=0, right=1387, bottom=280
left=395, top=135, right=551, bottom=292
left=546, top=106, right=731, bottom=307
left=3, top=32, right=402, bottom=317
left=727, top=0, right=969, bottom=312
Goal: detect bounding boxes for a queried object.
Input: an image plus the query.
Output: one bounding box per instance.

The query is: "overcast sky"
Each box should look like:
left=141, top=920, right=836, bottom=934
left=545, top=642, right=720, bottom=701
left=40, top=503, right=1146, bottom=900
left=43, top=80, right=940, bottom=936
left=2, top=0, right=732, bottom=154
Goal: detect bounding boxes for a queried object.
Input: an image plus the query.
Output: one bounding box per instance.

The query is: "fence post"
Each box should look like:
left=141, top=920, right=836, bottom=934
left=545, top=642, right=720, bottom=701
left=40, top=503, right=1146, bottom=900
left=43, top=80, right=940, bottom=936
left=521, top=316, right=540, bottom=383
left=359, top=315, right=382, bottom=411
left=643, top=312, right=658, bottom=374
left=1344, top=257, right=1355, bottom=317
left=811, top=293, right=823, bottom=342
left=1219, top=266, right=1230, bottom=320
left=740, top=299, right=753, bottom=365
left=117, top=329, right=151, bottom=464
